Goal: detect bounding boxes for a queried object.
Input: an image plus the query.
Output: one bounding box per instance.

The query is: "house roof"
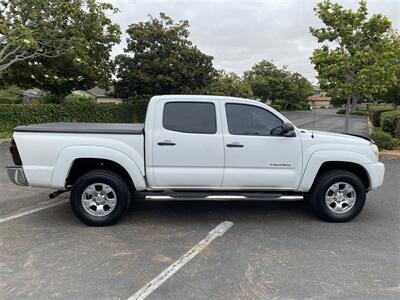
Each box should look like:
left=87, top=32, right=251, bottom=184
left=307, top=96, right=331, bottom=102
left=22, top=89, right=40, bottom=97
left=84, top=86, right=115, bottom=98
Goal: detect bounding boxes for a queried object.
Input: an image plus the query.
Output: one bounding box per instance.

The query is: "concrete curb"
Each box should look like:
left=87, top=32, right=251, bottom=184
left=0, top=138, right=11, bottom=144
left=379, top=151, right=400, bottom=160
left=367, top=119, right=373, bottom=135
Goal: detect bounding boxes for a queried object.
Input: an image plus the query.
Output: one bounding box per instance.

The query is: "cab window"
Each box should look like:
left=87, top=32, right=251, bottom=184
left=225, top=103, right=282, bottom=136
left=163, top=102, right=217, bottom=134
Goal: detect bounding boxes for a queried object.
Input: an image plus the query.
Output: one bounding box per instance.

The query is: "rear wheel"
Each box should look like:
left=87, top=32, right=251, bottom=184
left=310, top=170, right=366, bottom=222
left=70, top=169, right=131, bottom=226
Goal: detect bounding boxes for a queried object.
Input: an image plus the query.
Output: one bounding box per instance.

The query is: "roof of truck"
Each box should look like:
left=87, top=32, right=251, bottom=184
left=152, top=95, right=261, bottom=103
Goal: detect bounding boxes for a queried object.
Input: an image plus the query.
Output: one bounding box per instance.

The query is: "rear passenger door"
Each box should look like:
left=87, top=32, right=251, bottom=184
left=151, top=100, right=224, bottom=188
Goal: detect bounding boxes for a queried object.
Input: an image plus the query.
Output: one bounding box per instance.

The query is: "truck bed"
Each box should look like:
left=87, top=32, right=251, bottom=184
left=14, top=123, right=144, bottom=134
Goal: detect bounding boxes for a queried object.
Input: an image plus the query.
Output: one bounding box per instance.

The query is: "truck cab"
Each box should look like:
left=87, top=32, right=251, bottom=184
left=7, top=95, right=385, bottom=226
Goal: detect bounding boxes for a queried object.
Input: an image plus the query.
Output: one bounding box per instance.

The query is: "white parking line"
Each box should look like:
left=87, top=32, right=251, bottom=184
left=0, top=199, right=68, bottom=224
left=128, top=221, right=234, bottom=300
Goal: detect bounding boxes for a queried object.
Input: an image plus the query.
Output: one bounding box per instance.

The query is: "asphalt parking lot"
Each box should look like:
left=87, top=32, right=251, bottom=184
left=1, top=111, right=399, bottom=300
left=283, top=109, right=369, bottom=136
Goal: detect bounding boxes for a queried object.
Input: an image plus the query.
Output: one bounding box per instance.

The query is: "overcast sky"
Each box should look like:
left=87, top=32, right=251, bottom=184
left=108, top=0, right=399, bottom=83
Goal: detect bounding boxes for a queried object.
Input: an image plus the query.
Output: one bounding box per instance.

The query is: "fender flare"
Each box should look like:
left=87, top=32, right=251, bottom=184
left=51, top=145, right=147, bottom=191
left=298, top=150, right=371, bottom=192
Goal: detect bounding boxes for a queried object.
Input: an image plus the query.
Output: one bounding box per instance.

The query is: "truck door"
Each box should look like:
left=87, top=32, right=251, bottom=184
left=150, top=100, right=224, bottom=188
left=221, top=102, right=302, bottom=190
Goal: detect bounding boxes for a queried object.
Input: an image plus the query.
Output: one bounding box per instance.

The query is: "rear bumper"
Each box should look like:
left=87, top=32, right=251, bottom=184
left=6, top=166, right=28, bottom=186
left=363, top=162, right=385, bottom=190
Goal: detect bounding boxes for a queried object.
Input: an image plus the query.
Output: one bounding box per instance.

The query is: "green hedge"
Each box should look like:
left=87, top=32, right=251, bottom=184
left=336, top=108, right=346, bottom=114
left=368, top=107, right=393, bottom=127
left=270, top=104, right=281, bottom=111
left=380, top=110, right=400, bottom=138
left=370, top=128, right=398, bottom=150
left=0, top=101, right=149, bottom=133
left=350, top=111, right=368, bottom=116
left=0, top=85, right=22, bottom=104
left=0, top=98, right=18, bottom=104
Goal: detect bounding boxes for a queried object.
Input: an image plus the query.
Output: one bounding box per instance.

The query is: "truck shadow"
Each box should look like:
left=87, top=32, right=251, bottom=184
left=125, top=199, right=315, bottom=224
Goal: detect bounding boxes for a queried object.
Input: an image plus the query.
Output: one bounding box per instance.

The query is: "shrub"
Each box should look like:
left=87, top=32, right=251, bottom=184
left=350, top=111, right=368, bottom=116
left=0, top=102, right=149, bottom=134
left=380, top=110, right=400, bottom=138
left=370, top=128, right=397, bottom=150
left=336, top=108, right=346, bottom=114
left=368, top=107, right=393, bottom=127
left=65, top=94, right=96, bottom=105
left=0, top=85, right=22, bottom=104
left=291, top=102, right=309, bottom=111
left=396, top=121, right=400, bottom=139
left=37, top=93, right=58, bottom=104
left=270, top=104, right=281, bottom=111
left=367, top=104, right=389, bottom=111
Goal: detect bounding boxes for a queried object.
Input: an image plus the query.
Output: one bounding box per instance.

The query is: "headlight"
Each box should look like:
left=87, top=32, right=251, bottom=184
left=369, top=143, right=379, bottom=159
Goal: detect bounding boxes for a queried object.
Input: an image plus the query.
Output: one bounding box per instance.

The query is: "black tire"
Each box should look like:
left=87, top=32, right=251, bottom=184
left=70, top=169, right=131, bottom=226
left=309, top=170, right=366, bottom=222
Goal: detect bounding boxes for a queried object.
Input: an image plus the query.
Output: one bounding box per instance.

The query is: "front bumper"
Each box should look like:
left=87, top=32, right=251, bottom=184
left=363, top=162, right=385, bottom=190
left=6, top=166, right=28, bottom=186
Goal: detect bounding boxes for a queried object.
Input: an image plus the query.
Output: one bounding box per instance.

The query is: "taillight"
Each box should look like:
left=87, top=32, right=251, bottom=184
left=10, top=138, right=22, bottom=165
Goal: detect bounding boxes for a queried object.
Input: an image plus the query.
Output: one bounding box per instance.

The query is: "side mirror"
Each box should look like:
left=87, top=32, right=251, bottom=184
left=282, top=122, right=295, bottom=137
left=282, top=122, right=294, bottom=133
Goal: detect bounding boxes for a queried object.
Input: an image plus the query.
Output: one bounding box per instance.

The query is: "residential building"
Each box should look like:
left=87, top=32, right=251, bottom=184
left=307, top=85, right=331, bottom=108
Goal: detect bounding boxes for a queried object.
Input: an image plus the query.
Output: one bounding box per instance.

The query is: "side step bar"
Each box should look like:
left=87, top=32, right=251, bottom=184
left=145, top=194, right=303, bottom=201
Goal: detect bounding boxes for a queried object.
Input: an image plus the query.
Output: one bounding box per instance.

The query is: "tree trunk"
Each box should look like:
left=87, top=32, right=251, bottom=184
left=350, top=94, right=358, bottom=113
left=283, top=102, right=289, bottom=110
left=58, top=93, right=66, bottom=104
left=345, top=95, right=351, bottom=133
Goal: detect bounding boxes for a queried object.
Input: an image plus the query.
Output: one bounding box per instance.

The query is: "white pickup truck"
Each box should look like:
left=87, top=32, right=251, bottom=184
left=7, top=95, right=384, bottom=225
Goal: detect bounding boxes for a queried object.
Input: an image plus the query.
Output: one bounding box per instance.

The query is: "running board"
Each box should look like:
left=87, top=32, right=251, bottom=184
left=145, top=193, right=303, bottom=201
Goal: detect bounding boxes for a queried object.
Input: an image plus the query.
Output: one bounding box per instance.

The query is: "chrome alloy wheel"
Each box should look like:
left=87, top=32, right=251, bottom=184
left=325, top=182, right=357, bottom=214
left=81, top=183, right=117, bottom=217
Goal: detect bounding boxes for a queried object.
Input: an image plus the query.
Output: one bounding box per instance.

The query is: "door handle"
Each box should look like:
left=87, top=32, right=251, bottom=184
left=226, top=142, right=244, bottom=148
left=158, top=140, right=176, bottom=146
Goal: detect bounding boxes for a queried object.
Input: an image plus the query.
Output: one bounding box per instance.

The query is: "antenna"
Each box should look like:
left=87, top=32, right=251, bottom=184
left=311, top=94, right=317, bottom=138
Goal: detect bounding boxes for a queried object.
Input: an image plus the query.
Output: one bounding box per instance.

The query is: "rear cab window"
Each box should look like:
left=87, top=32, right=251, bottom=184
left=163, top=102, right=217, bottom=134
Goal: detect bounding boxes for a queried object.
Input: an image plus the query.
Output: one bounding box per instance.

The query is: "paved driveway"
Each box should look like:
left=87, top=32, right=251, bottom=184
left=0, top=112, right=399, bottom=300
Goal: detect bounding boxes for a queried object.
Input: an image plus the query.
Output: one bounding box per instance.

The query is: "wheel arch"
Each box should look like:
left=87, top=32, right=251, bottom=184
left=51, top=145, right=147, bottom=191
left=66, top=158, right=134, bottom=188
left=312, top=161, right=370, bottom=191
left=299, top=150, right=372, bottom=192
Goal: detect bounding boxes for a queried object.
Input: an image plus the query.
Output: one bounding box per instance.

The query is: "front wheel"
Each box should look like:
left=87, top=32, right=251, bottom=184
left=70, top=169, right=131, bottom=226
left=309, top=170, right=366, bottom=222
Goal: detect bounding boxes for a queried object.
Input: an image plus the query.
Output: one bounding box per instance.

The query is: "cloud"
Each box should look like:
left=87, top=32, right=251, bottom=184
left=109, top=0, right=400, bottom=82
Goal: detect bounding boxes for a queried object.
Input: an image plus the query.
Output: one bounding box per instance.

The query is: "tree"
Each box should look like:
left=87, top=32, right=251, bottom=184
left=244, top=60, right=287, bottom=103
left=3, top=0, right=120, bottom=103
left=114, top=13, right=216, bottom=99
left=282, top=72, right=314, bottom=109
left=202, top=71, right=253, bottom=98
left=310, top=0, right=399, bottom=113
left=244, top=60, right=313, bottom=108
left=382, top=32, right=400, bottom=108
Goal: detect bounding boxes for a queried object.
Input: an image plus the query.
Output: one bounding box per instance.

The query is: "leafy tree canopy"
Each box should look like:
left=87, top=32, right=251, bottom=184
left=2, top=0, right=120, bottom=103
left=201, top=71, right=253, bottom=98
left=310, top=0, right=399, bottom=111
left=114, top=13, right=216, bottom=98
left=244, top=60, right=314, bottom=108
